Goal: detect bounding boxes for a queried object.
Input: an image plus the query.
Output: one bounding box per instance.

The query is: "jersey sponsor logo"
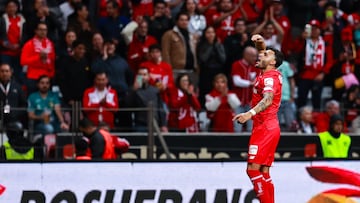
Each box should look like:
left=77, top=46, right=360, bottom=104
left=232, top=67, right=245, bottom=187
left=249, top=145, right=258, bottom=155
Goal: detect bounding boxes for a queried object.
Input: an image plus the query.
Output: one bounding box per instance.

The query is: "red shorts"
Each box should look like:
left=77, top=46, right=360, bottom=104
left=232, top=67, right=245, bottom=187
left=247, top=119, right=280, bottom=166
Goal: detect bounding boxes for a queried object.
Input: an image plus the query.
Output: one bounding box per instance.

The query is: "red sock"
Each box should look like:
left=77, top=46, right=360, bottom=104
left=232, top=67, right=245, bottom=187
left=247, top=170, right=270, bottom=203
left=262, top=172, right=274, bottom=203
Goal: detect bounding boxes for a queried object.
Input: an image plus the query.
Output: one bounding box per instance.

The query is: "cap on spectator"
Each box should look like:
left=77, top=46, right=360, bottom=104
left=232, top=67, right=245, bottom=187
left=309, top=19, right=321, bottom=28
left=341, top=27, right=353, bottom=41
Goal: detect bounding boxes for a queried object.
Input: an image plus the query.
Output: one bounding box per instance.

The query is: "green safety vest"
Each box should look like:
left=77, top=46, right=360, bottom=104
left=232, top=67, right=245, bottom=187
left=318, top=131, right=351, bottom=158
left=3, top=142, right=34, bottom=160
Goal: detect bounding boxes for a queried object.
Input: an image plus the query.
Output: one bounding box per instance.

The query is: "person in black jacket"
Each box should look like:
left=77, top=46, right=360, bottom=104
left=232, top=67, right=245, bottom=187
left=57, top=40, right=93, bottom=107
left=0, top=63, right=27, bottom=128
left=126, top=67, right=168, bottom=132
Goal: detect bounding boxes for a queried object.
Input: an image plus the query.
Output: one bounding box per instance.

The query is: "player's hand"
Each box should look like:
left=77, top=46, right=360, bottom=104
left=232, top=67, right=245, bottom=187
left=232, top=112, right=252, bottom=124
left=251, top=34, right=266, bottom=51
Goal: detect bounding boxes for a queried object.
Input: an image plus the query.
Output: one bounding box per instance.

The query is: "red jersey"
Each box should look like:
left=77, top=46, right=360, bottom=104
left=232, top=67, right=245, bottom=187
left=198, top=0, right=217, bottom=25
left=168, top=88, right=201, bottom=132
left=213, top=12, right=241, bottom=42
left=251, top=69, right=282, bottom=127
left=131, top=0, right=153, bottom=20
left=140, top=60, right=175, bottom=104
left=231, top=59, right=259, bottom=106
left=206, top=89, right=240, bottom=132
left=127, top=34, right=157, bottom=73
left=82, top=87, right=119, bottom=129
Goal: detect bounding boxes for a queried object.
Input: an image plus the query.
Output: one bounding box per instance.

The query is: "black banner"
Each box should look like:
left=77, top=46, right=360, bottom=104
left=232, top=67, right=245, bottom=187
left=55, top=133, right=357, bottom=160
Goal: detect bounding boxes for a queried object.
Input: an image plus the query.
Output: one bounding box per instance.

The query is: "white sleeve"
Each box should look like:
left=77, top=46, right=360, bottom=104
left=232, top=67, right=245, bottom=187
left=205, top=94, right=221, bottom=111
left=227, top=93, right=241, bottom=109
left=233, top=75, right=251, bottom=87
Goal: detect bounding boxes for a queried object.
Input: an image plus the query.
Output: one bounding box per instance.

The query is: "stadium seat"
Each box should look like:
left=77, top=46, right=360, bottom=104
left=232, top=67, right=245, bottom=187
left=63, top=144, right=75, bottom=159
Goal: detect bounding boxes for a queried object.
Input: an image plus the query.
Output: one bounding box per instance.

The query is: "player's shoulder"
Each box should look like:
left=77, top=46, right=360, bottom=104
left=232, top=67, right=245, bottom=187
left=263, top=69, right=281, bottom=78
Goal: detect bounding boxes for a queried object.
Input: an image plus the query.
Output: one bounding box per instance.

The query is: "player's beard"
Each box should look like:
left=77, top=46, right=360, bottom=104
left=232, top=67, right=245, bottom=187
left=255, top=61, right=266, bottom=69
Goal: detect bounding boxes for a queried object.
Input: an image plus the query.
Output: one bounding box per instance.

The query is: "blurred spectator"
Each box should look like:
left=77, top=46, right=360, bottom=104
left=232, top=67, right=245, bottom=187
left=351, top=92, right=360, bottom=134
left=97, top=0, right=129, bottom=58
left=56, top=29, right=77, bottom=59
left=98, top=121, right=130, bottom=156
left=92, top=40, right=133, bottom=100
left=286, top=0, right=324, bottom=40
left=57, top=40, right=92, bottom=108
left=59, top=0, right=82, bottom=31
left=296, top=105, right=316, bottom=134
left=231, top=46, right=258, bottom=132
left=205, top=73, right=240, bottom=132
left=223, top=18, right=252, bottom=76
left=0, top=63, right=27, bottom=128
left=197, top=26, right=226, bottom=108
left=25, top=0, right=63, bottom=43
left=252, top=6, right=284, bottom=51
left=91, top=40, right=133, bottom=131
left=331, top=27, right=359, bottom=100
left=97, top=0, right=122, bottom=19
left=314, top=99, right=342, bottom=133
left=88, top=32, right=104, bottom=62
left=74, top=137, right=91, bottom=160
left=67, top=3, right=97, bottom=50
left=168, top=73, right=201, bottom=132
left=130, top=0, right=153, bottom=20
left=125, top=67, right=168, bottom=132
left=212, top=0, right=245, bottom=42
left=162, top=12, right=196, bottom=71
left=343, top=85, right=360, bottom=130
left=197, top=0, right=217, bottom=25
left=0, top=0, right=26, bottom=85
left=140, top=44, right=174, bottom=105
left=293, top=19, right=326, bottom=111
left=239, top=0, right=264, bottom=32
left=146, top=1, right=173, bottom=43
left=127, top=20, right=157, bottom=73
left=318, top=114, right=351, bottom=158
left=271, top=0, right=292, bottom=57
left=20, top=22, right=56, bottom=94
left=78, top=118, right=116, bottom=159
left=82, top=72, right=119, bottom=129
left=0, top=122, right=34, bottom=160
left=277, top=60, right=296, bottom=131
left=181, top=0, right=207, bottom=39
left=28, top=75, right=69, bottom=135
left=167, top=0, right=183, bottom=18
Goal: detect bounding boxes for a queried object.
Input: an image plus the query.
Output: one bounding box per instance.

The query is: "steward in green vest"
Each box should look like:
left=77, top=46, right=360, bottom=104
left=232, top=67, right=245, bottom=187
left=318, top=114, right=351, bottom=158
left=1, top=122, right=34, bottom=160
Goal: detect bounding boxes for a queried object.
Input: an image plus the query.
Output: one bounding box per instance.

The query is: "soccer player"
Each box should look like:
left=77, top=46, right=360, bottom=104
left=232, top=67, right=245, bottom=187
left=233, top=34, right=283, bottom=203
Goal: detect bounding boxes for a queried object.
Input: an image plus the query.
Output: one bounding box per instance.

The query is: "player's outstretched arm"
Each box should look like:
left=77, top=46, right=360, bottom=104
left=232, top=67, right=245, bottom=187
left=232, top=92, right=274, bottom=123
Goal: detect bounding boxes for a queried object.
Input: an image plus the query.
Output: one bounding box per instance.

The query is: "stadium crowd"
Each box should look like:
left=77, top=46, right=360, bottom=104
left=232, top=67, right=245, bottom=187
left=0, top=0, right=360, bottom=139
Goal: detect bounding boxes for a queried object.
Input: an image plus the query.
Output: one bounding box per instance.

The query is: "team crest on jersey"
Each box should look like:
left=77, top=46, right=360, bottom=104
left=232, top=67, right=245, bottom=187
left=264, top=78, right=274, bottom=87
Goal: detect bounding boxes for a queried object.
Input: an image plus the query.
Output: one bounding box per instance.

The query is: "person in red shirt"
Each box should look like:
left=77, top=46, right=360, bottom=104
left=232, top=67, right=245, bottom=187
left=140, top=44, right=174, bottom=105
left=233, top=34, right=283, bottom=203
left=168, top=73, right=201, bottom=132
left=0, top=0, right=26, bottom=84
left=212, top=0, right=244, bottom=42
left=82, top=72, right=119, bottom=129
left=20, top=22, right=55, bottom=94
left=131, top=0, right=153, bottom=20
left=314, top=99, right=349, bottom=133
left=206, top=73, right=240, bottom=132
left=231, top=46, right=259, bottom=132
left=127, top=20, right=157, bottom=73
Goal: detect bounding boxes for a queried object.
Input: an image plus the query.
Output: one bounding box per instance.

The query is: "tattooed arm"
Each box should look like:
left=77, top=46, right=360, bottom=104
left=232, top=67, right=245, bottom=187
left=232, top=92, right=274, bottom=124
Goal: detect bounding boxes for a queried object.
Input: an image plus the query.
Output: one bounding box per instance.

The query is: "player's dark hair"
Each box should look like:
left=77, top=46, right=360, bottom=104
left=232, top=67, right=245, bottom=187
left=267, top=47, right=284, bottom=68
